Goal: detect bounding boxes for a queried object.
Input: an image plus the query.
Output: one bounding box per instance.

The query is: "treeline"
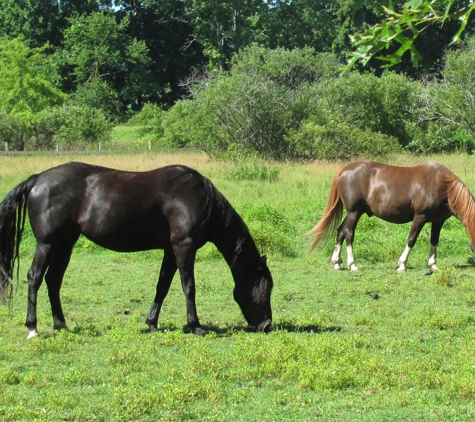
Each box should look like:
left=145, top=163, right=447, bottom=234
left=0, top=0, right=474, bottom=157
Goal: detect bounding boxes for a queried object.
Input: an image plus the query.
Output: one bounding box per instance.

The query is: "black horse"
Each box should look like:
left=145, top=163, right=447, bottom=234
left=0, top=162, right=273, bottom=339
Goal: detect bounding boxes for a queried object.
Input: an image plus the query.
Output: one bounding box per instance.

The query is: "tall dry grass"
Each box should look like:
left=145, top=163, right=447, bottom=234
left=0, top=152, right=214, bottom=179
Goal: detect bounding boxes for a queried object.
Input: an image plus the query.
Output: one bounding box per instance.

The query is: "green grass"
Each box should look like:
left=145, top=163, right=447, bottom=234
left=1, top=153, right=475, bottom=421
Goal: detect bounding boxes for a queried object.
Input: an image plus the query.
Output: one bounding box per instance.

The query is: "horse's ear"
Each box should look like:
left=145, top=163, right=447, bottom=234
left=259, top=256, right=267, bottom=268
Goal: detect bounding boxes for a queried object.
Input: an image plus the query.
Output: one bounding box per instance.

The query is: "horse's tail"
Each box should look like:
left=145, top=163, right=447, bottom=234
left=0, top=174, right=38, bottom=301
left=307, top=175, right=343, bottom=252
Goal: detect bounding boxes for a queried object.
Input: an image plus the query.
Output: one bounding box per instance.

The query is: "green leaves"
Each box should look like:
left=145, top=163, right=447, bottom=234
left=344, top=0, right=475, bottom=70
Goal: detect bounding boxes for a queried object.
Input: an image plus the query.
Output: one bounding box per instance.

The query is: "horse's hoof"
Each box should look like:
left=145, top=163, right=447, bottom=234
left=333, top=263, right=341, bottom=270
left=192, top=327, right=207, bottom=336
left=348, top=264, right=359, bottom=271
left=27, top=329, right=40, bottom=340
left=53, top=322, right=68, bottom=331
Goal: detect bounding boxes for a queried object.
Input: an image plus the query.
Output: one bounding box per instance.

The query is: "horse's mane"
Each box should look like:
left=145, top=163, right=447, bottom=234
left=445, top=173, right=475, bottom=239
left=201, top=175, right=271, bottom=301
left=202, top=176, right=251, bottom=256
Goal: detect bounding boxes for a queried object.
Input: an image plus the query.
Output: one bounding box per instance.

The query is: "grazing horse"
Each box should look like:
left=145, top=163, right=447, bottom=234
left=0, top=162, right=273, bottom=339
left=308, top=161, right=475, bottom=271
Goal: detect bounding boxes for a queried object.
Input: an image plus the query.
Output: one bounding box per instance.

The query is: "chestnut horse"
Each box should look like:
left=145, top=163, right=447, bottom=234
left=0, top=162, right=273, bottom=339
left=308, top=161, right=475, bottom=271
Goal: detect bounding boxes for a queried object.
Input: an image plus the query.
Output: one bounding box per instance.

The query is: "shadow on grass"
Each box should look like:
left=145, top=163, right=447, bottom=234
left=272, top=322, right=342, bottom=333
left=139, top=322, right=343, bottom=336
left=454, top=257, right=475, bottom=268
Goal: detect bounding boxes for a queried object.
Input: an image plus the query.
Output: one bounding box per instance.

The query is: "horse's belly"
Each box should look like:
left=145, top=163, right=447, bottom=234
left=81, top=217, right=171, bottom=252
left=84, top=231, right=170, bottom=252
left=375, top=210, right=414, bottom=224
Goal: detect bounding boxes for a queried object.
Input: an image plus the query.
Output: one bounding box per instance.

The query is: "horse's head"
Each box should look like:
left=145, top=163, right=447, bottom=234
left=233, top=256, right=273, bottom=332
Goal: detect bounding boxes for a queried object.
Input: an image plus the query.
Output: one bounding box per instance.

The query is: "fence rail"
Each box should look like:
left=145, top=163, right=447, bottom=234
left=0, top=143, right=205, bottom=156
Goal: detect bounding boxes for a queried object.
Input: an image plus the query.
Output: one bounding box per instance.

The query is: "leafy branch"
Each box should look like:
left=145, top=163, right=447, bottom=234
left=343, top=0, right=475, bottom=70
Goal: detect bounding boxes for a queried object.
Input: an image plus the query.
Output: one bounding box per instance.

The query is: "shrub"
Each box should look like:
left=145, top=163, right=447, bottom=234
left=227, top=161, right=279, bottom=182
left=39, top=104, right=113, bottom=148
left=161, top=46, right=342, bottom=159
left=161, top=99, right=217, bottom=149
left=287, top=120, right=399, bottom=160
left=405, top=120, right=475, bottom=154
left=70, top=78, right=121, bottom=121
left=242, top=204, right=295, bottom=257
left=317, top=70, right=417, bottom=147
left=127, top=102, right=164, bottom=143
left=0, top=112, right=24, bottom=150
left=407, top=39, right=475, bottom=153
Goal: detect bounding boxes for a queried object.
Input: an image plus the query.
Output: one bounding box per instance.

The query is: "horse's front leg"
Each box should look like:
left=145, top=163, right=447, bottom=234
left=26, top=243, right=52, bottom=339
left=341, top=212, right=361, bottom=271
left=427, top=221, right=444, bottom=270
left=146, top=249, right=178, bottom=332
left=173, top=238, right=205, bottom=335
left=397, top=216, right=425, bottom=271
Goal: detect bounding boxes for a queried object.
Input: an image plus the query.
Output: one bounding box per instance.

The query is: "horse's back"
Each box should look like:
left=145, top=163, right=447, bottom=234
left=26, top=162, right=214, bottom=251
left=338, top=161, right=452, bottom=188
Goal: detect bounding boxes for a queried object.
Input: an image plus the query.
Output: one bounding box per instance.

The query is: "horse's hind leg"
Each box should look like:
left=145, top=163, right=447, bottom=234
left=330, top=218, right=346, bottom=270
left=146, top=249, right=178, bottom=332
left=26, top=243, right=53, bottom=339
left=44, top=238, right=78, bottom=332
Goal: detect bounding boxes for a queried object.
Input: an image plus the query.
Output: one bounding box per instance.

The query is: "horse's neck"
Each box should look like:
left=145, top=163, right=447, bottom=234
left=212, top=217, right=258, bottom=276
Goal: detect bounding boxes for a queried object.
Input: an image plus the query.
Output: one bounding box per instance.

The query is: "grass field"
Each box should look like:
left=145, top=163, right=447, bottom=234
left=1, top=153, right=475, bottom=421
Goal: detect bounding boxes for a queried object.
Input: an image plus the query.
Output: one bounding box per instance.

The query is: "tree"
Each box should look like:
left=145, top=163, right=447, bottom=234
left=0, top=36, right=66, bottom=149
left=116, top=0, right=205, bottom=107
left=0, top=0, right=62, bottom=47
left=257, top=0, right=339, bottom=52
left=0, top=0, right=112, bottom=48
left=60, top=11, right=150, bottom=117
left=181, top=0, right=341, bottom=70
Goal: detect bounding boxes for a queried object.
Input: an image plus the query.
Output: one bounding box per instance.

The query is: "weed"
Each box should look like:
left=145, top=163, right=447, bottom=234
left=226, top=155, right=279, bottom=182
